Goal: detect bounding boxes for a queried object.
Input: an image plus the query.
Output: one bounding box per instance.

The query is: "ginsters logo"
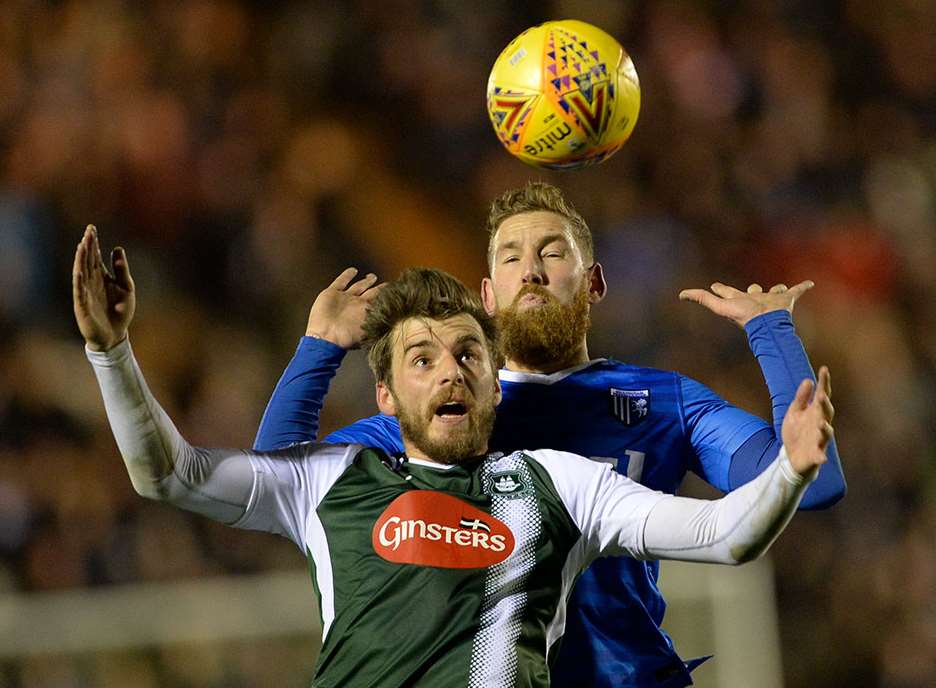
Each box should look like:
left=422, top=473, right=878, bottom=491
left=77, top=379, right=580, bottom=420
left=372, top=491, right=515, bottom=569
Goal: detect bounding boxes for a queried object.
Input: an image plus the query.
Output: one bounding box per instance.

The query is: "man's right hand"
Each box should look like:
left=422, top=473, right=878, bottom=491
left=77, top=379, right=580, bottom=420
left=72, top=225, right=136, bottom=352
left=679, top=280, right=814, bottom=328
left=305, top=268, right=384, bottom=349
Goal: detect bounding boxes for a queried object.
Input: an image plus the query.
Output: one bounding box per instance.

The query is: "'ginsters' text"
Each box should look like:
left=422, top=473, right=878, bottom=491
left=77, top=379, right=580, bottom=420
left=372, top=491, right=515, bottom=568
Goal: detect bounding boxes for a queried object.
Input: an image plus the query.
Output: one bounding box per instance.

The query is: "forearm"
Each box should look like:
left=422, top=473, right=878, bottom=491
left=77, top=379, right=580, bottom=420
left=736, top=311, right=845, bottom=507
left=745, top=311, right=813, bottom=434
left=643, top=448, right=813, bottom=564
left=87, top=339, right=253, bottom=523
left=254, top=337, right=347, bottom=450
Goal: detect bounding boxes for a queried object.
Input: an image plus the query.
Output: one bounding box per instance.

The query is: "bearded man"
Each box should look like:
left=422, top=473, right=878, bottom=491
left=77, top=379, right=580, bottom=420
left=74, top=225, right=834, bottom=687
left=252, top=182, right=846, bottom=687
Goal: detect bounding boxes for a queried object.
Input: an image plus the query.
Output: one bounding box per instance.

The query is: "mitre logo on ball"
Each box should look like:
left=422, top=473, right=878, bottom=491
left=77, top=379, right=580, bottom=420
left=487, top=19, right=641, bottom=170
left=372, top=491, right=515, bottom=568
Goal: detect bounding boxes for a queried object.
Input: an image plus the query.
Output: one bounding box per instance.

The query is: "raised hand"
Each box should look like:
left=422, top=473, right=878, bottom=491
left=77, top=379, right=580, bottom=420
left=305, top=268, right=384, bottom=349
left=678, top=280, right=814, bottom=328
left=781, top=366, right=834, bottom=477
left=72, top=225, right=136, bottom=352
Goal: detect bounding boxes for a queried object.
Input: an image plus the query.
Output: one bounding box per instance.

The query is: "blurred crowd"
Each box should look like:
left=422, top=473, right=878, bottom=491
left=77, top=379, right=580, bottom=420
left=0, top=0, right=933, bottom=686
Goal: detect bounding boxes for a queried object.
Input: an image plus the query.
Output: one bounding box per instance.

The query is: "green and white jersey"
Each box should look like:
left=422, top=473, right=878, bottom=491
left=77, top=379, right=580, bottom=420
left=88, top=340, right=811, bottom=688
left=236, top=445, right=667, bottom=687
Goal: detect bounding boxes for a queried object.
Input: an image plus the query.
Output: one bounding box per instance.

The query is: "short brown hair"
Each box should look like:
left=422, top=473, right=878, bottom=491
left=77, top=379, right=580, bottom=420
left=362, top=267, right=500, bottom=386
left=485, top=181, right=593, bottom=269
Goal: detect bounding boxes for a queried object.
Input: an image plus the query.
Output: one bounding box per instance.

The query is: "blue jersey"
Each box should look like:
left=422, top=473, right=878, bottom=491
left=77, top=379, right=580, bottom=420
left=254, top=310, right=845, bottom=687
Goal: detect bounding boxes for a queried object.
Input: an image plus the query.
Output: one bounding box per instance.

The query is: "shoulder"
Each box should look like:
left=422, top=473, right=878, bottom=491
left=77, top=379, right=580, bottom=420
left=599, top=359, right=682, bottom=384
left=498, top=359, right=681, bottom=389
left=325, top=414, right=402, bottom=449
left=479, top=449, right=596, bottom=489
left=519, top=448, right=611, bottom=486
left=521, top=447, right=589, bottom=466
left=347, top=414, right=399, bottom=429
left=587, top=361, right=688, bottom=413
left=599, top=360, right=720, bottom=404
left=284, top=441, right=366, bottom=474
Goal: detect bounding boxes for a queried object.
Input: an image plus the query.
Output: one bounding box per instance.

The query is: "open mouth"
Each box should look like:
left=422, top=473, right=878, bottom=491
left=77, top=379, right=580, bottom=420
left=435, top=401, right=468, bottom=421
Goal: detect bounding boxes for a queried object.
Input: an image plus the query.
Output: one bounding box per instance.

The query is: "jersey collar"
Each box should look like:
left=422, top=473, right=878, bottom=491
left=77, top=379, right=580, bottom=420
left=406, top=452, right=501, bottom=470
left=407, top=457, right=459, bottom=470
left=498, top=359, right=607, bottom=386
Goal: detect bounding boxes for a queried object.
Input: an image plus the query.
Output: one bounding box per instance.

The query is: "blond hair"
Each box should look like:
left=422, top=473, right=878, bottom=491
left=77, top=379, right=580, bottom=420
left=485, top=181, right=593, bottom=269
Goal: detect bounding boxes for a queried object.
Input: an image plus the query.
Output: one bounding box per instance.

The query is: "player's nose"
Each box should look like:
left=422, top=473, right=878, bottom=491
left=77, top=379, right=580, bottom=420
left=437, top=351, right=465, bottom=385
left=520, top=256, right=545, bottom=284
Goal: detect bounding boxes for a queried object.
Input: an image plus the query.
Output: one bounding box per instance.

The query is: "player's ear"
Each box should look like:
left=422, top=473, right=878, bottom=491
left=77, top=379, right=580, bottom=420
left=493, top=376, right=502, bottom=408
left=481, top=277, right=498, bottom=316
left=587, top=262, right=607, bottom=304
left=376, top=381, right=397, bottom=416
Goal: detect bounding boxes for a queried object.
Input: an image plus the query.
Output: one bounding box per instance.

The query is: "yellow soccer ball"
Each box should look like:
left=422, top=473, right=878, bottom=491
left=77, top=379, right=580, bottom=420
left=486, top=20, right=640, bottom=170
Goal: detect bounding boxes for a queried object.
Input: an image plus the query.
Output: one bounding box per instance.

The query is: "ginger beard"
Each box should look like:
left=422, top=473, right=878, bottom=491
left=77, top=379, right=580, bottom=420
left=496, top=279, right=591, bottom=370
left=393, top=385, right=497, bottom=465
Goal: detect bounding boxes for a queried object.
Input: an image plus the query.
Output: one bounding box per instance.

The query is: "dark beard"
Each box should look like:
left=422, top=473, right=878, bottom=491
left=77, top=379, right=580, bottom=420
left=395, top=390, right=497, bottom=465
left=496, top=281, right=591, bottom=371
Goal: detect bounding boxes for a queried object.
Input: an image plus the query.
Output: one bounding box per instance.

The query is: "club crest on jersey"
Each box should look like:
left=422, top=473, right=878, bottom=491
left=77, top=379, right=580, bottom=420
left=486, top=470, right=529, bottom=499
left=609, top=388, right=650, bottom=426
left=372, top=491, right=515, bottom=569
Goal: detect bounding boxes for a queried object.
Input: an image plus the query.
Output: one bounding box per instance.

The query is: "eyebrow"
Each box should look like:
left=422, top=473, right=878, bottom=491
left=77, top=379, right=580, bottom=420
left=402, top=333, right=483, bottom=355
left=495, top=233, right=569, bottom=253
left=455, top=333, right=484, bottom=348
left=403, top=339, right=433, bottom=355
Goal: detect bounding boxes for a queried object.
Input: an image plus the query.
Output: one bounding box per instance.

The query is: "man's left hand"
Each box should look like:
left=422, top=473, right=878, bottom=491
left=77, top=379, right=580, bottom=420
left=781, top=366, right=834, bottom=477
left=678, top=280, right=814, bottom=328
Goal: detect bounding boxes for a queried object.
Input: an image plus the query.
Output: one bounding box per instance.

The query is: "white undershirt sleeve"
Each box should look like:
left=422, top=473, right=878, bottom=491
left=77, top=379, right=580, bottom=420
left=641, top=447, right=812, bottom=564
left=527, top=447, right=813, bottom=566
left=86, top=339, right=358, bottom=546
left=526, top=449, right=670, bottom=560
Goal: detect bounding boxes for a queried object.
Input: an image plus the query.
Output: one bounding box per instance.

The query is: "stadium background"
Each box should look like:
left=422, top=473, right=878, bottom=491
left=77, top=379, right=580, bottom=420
left=0, top=1, right=934, bottom=685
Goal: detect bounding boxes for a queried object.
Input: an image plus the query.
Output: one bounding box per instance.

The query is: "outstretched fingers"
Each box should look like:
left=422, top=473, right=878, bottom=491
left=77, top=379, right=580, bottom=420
left=361, top=281, right=387, bottom=302
left=348, top=272, right=379, bottom=296
left=82, top=226, right=94, bottom=281
left=678, top=288, right=723, bottom=312
left=818, top=365, right=831, bottom=396
left=814, top=366, right=834, bottom=420
left=811, top=367, right=834, bottom=450
left=787, top=280, right=815, bottom=301
left=329, top=267, right=382, bottom=296
left=89, top=226, right=107, bottom=283
left=76, top=225, right=102, bottom=297
left=329, top=267, right=360, bottom=291
left=93, top=226, right=106, bottom=275
left=72, top=230, right=88, bottom=306
left=111, top=247, right=134, bottom=292
left=710, top=282, right=744, bottom=298
left=794, top=377, right=815, bottom=411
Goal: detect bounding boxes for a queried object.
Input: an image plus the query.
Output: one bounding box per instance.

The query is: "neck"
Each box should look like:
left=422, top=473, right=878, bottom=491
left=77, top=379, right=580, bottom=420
left=401, top=440, right=490, bottom=465
left=504, top=341, right=590, bottom=375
